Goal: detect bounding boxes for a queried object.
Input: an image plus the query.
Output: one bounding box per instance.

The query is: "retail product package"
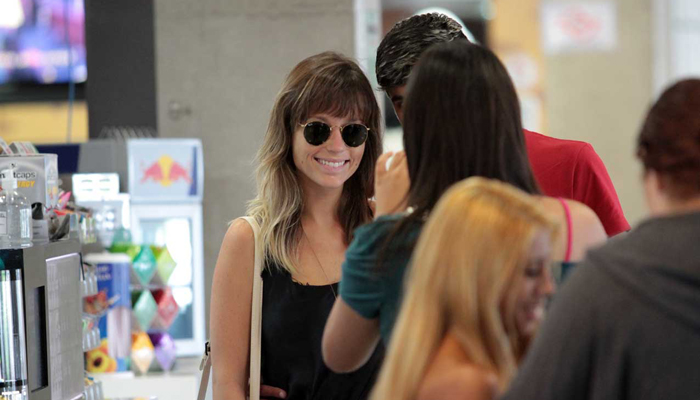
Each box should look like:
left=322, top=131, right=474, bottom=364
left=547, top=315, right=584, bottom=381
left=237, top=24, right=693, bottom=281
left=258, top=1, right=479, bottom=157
left=0, top=154, right=59, bottom=209
left=151, top=287, right=180, bottom=330
left=9, top=141, right=39, bottom=155
left=84, top=252, right=132, bottom=373
left=132, top=289, right=158, bottom=331
left=150, top=245, right=177, bottom=285
left=131, top=246, right=157, bottom=287
left=131, top=331, right=155, bottom=374
left=110, top=242, right=158, bottom=287
left=148, top=331, right=177, bottom=371
left=0, top=138, right=12, bottom=154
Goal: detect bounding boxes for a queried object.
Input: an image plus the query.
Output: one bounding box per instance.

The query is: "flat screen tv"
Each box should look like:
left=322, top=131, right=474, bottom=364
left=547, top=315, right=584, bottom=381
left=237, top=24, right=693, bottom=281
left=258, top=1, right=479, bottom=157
left=0, top=0, right=85, bottom=101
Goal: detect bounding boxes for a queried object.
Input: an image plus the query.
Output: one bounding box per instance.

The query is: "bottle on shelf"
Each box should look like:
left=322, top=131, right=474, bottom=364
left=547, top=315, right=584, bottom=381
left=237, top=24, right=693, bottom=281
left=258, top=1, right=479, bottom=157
left=0, top=166, right=32, bottom=249
left=32, top=202, right=50, bottom=245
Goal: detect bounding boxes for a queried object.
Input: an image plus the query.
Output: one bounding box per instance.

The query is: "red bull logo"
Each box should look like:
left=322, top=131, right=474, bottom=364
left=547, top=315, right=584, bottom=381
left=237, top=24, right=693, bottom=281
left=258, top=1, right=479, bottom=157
left=141, top=155, right=192, bottom=187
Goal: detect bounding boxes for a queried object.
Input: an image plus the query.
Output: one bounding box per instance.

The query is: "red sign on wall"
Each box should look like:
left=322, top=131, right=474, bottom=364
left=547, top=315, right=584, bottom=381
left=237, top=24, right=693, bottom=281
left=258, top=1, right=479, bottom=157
left=541, top=2, right=617, bottom=54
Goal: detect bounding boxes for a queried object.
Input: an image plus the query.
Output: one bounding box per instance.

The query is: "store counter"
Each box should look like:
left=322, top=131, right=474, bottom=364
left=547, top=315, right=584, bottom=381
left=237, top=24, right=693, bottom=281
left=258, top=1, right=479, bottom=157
left=91, top=357, right=201, bottom=400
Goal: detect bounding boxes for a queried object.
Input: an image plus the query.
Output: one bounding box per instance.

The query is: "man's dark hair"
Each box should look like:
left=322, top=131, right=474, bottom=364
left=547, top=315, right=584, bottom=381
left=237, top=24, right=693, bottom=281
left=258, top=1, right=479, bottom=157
left=376, top=13, right=468, bottom=91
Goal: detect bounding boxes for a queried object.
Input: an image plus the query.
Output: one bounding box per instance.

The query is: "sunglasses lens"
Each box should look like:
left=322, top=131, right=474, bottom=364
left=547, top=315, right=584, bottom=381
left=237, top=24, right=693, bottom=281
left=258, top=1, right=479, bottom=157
left=341, top=124, right=369, bottom=147
left=304, top=122, right=331, bottom=146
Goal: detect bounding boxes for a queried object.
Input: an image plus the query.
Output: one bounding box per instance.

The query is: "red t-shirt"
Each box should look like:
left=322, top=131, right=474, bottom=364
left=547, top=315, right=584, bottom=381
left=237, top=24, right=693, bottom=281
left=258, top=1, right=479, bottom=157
left=524, top=130, right=630, bottom=236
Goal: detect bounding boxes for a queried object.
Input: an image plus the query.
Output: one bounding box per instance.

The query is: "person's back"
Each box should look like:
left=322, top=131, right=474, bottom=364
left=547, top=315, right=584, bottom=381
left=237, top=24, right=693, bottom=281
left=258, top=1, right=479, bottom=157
left=503, top=213, right=700, bottom=400
left=502, top=78, right=700, bottom=400
left=524, top=130, right=629, bottom=236
left=416, top=333, right=499, bottom=400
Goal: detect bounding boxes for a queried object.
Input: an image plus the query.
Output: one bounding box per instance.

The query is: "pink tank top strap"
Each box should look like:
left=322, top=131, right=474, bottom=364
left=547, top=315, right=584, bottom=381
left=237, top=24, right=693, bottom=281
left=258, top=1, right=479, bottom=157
left=557, top=197, right=573, bottom=263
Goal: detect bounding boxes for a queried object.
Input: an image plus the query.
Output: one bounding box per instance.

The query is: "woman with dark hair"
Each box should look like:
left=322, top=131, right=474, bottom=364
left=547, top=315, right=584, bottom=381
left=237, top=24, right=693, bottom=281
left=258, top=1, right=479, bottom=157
left=501, top=78, right=700, bottom=400
left=322, top=41, right=606, bottom=374
left=210, top=52, right=383, bottom=400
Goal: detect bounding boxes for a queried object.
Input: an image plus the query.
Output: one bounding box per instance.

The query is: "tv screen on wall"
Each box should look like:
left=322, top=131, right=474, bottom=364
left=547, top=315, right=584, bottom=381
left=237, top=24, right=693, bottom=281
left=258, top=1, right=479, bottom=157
left=0, top=0, right=85, bottom=86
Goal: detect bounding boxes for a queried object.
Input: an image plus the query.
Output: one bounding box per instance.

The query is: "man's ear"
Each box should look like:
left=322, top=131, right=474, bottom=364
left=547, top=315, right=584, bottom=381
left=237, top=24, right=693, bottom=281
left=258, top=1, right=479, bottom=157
left=643, top=169, right=668, bottom=215
left=647, top=169, right=667, bottom=192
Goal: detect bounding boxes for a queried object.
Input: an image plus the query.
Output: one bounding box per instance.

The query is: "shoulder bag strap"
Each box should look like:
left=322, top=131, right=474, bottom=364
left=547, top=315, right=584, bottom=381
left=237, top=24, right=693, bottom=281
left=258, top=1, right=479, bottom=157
left=197, top=217, right=264, bottom=400
left=242, top=216, right=264, bottom=400
left=197, top=341, right=212, bottom=400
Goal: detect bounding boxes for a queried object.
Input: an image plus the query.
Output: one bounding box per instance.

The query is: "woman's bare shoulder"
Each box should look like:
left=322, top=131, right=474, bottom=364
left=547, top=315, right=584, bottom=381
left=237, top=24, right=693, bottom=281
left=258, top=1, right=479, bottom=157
left=539, top=198, right=605, bottom=237
left=224, top=218, right=255, bottom=247
left=417, top=365, right=499, bottom=400
left=215, top=218, right=256, bottom=274
left=560, top=199, right=606, bottom=242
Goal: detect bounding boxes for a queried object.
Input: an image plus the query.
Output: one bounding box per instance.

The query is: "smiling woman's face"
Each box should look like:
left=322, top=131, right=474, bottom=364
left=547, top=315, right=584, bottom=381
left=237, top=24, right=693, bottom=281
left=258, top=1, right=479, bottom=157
left=292, top=113, right=366, bottom=191
left=513, top=229, right=555, bottom=340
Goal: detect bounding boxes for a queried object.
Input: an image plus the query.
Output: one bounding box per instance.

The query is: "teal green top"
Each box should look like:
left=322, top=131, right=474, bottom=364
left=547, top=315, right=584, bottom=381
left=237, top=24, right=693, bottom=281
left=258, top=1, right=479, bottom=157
left=555, top=261, right=578, bottom=286
left=339, top=214, right=423, bottom=343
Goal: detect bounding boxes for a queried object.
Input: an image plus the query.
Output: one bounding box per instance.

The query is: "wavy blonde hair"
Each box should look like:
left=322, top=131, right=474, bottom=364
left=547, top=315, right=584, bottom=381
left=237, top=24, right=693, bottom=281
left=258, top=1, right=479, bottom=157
left=246, top=52, right=382, bottom=273
left=370, top=177, right=559, bottom=400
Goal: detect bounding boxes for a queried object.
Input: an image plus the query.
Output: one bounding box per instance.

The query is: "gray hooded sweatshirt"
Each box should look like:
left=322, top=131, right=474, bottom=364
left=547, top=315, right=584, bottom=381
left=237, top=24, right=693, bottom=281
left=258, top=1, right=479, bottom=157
left=502, top=211, right=700, bottom=400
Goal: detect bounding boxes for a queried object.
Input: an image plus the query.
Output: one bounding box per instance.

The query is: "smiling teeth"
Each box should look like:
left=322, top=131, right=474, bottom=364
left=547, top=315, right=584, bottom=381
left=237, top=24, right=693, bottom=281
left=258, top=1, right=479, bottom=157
left=319, top=159, right=345, bottom=168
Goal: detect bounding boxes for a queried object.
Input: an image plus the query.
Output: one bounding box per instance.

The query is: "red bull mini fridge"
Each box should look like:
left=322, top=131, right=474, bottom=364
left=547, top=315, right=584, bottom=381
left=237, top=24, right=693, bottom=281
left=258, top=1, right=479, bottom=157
left=126, top=139, right=205, bottom=357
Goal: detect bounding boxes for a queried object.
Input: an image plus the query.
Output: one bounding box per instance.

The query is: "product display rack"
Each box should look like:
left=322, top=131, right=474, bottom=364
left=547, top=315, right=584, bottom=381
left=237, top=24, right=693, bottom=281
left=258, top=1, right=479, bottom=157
left=1, top=240, right=84, bottom=400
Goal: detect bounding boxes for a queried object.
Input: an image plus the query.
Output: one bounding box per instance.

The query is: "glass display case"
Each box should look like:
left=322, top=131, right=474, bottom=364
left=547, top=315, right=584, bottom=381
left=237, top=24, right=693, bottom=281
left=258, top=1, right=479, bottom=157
left=130, top=203, right=204, bottom=355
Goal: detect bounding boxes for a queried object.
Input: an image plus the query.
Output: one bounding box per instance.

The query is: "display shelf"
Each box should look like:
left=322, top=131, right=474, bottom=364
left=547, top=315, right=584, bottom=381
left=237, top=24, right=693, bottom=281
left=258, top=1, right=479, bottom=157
left=83, top=326, right=101, bottom=352
left=82, top=263, right=99, bottom=297
left=17, top=238, right=82, bottom=260
left=1, top=239, right=84, bottom=400
left=83, top=378, right=105, bottom=400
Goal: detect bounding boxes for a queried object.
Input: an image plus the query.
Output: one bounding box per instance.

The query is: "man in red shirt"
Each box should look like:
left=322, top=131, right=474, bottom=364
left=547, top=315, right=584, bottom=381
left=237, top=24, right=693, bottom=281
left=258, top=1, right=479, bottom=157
left=377, top=13, right=629, bottom=236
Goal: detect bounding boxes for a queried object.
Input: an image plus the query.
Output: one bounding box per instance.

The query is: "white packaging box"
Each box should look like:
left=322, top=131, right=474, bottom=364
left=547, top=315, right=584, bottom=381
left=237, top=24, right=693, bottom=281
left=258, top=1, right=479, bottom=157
left=0, top=154, right=59, bottom=208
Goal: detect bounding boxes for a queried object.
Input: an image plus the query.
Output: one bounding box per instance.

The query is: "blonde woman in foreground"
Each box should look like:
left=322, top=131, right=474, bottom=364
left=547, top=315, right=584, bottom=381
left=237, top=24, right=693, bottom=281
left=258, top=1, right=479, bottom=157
left=370, top=177, right=560, bottom=400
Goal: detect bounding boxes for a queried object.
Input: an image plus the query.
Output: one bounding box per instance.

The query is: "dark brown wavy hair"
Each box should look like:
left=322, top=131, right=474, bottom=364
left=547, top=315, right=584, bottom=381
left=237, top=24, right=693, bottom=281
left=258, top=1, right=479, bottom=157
left=637, top=78, right=700, bottom=200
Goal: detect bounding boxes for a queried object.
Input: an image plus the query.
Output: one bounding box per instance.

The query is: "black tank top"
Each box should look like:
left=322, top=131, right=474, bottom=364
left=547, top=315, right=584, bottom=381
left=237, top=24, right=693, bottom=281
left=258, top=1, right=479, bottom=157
left=260, top=263, right=384, bottom=400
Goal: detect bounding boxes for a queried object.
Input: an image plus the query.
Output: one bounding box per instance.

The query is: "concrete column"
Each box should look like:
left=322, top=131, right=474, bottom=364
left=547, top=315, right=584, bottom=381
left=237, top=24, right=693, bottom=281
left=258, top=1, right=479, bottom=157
left=154, top=0, right=360, bottom=333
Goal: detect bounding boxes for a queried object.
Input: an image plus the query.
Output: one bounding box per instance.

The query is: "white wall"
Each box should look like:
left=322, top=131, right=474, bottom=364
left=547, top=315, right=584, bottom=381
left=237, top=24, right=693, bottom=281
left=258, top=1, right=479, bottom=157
left=544, top=0, right=653, bottom=227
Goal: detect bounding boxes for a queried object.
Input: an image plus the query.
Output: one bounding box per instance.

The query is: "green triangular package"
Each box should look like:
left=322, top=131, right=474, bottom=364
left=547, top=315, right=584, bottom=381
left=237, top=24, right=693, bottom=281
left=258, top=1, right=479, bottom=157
left=150, top=245, right=177, bottom=285
left=132, top=247, right=157, bottom=287
left=109, top=228, right=134, bottom=253
left=131, top=290, right=157, bottom=332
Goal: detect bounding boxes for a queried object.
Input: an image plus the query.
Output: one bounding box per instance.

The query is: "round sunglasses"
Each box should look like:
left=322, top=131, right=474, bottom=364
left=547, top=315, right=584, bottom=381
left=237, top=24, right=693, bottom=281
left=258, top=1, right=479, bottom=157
left=299, top=121, right=370, bottom=148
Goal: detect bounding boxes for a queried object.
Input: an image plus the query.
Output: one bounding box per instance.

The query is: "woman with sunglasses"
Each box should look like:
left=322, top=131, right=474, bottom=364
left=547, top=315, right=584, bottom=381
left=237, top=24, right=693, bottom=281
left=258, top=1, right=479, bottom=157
left=210, top=51, right=383, bottom=400
left=322, top=41, right=607, bottom=374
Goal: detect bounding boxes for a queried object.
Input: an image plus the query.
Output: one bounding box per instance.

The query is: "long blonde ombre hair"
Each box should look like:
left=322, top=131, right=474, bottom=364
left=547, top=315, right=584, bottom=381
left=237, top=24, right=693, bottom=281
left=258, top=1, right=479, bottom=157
left=247, top=52, right=382, bottom=273
left=370, top=177, right=559, bottom=400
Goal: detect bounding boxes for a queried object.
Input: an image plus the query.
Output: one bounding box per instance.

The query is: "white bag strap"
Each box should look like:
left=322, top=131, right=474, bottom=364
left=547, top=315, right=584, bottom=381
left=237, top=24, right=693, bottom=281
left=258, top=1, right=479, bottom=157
left=243, top=216, right=264, bottom=400
left=197, top=217, right=264, bottom=400
left=197, top=342, right=211, bottom=400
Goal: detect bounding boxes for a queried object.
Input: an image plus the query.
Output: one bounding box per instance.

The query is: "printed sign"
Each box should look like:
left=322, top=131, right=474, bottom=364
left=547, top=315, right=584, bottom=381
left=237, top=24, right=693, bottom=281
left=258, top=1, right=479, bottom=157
left=503, top=52, right=540, bottom=90
left=127, top=139, right=203, bottom=203
left=541, top=2, right=617, bottom=54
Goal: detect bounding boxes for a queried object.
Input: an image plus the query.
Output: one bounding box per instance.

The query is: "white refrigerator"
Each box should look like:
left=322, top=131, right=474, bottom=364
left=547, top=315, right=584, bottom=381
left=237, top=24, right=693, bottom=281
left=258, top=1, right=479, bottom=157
left=126, top=138, right=205, bottom=357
